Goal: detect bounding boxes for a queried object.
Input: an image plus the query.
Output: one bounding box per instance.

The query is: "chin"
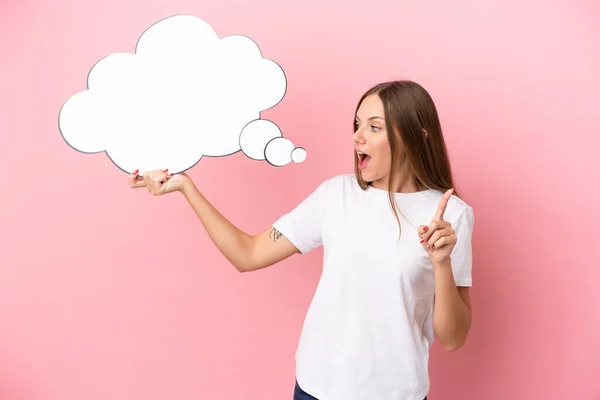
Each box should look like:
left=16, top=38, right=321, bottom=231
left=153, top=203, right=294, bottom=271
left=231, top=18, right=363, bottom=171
left=359, top=170, right=377, bottom=183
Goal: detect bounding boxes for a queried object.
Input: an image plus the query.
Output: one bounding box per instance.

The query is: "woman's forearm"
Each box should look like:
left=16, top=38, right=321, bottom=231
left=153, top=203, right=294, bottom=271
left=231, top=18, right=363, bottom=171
left=180, top=178, right=254, bottom=271
left=432, top=258, right=472, bottom=351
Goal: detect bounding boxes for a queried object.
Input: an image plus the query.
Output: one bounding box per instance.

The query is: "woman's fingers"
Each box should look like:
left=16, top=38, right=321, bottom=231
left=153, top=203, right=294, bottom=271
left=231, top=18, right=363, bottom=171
left=426, top=226, right=453, bottom=249
left=418, top=221, right=453, bottom=250
left=140, top=169, right=172, bottom=195
left=433, top=234, right=456, bottom=250
left=418, top=221, right=443, bottom=247
left=128, top=169, right=146, bottom=189
left=129, top=168, right=177, bottom=195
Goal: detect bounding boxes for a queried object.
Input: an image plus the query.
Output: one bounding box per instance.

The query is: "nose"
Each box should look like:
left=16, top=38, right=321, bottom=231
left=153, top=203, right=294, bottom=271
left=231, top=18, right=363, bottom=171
left=353, top=125, right=366, bottom=144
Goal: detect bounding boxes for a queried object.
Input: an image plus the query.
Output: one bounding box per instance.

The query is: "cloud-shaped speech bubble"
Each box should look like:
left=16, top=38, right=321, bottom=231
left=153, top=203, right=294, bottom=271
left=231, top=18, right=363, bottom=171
left=58, top=15, right=306, bottom=174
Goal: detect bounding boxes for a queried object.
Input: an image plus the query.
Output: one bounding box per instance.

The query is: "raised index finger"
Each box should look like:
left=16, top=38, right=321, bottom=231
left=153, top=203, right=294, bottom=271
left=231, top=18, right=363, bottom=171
left=433, top=188, right=454, bottom=221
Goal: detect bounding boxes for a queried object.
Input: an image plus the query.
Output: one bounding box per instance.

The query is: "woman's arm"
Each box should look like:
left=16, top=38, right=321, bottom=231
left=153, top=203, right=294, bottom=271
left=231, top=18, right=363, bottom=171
left=180, top=177, right=299, bottom=272
left=130, top=170, right=299, bottom=272
left=431, top=260, right=472, bottom=351
left=418, top=189, right=473, bottom=351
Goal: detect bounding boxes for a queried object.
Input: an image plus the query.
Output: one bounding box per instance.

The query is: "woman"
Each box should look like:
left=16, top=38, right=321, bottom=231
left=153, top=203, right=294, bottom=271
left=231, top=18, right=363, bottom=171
left=129, top=80, right=474, bottom=400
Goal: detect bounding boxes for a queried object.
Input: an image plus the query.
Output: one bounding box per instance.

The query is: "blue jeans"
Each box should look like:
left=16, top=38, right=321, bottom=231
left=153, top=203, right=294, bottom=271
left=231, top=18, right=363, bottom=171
left=293, top=380, right=318, bottom=400
left=293, top=380, right=428, bottom=399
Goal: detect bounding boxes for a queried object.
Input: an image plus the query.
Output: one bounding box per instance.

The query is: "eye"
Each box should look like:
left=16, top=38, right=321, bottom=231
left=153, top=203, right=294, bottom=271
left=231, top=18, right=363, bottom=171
left=353, top=122, right=359, bottom=131
left=370, top=125, right=381, bottom=132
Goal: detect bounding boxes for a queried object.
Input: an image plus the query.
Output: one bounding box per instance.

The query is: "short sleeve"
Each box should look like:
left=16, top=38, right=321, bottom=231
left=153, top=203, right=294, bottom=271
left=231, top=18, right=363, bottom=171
left=271, top=179, right=329, bottom=255
left=450, top=205, right=475, bottom=287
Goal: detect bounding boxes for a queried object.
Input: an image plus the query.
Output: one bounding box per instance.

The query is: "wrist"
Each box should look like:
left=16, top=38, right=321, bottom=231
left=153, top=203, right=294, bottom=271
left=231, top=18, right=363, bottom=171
left=431, top=257, right=452, bottom=269
left=179, top=175, right=195, bottom=197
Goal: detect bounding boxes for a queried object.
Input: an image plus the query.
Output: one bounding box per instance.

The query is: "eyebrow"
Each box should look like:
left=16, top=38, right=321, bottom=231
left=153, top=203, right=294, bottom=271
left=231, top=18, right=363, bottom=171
left=355, top=116, right=385, bottom=121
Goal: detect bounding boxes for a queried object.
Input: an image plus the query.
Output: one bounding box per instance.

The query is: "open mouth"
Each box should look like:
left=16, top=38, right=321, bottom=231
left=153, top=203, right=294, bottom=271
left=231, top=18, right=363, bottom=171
left=357, top=152, right=371, bottom=169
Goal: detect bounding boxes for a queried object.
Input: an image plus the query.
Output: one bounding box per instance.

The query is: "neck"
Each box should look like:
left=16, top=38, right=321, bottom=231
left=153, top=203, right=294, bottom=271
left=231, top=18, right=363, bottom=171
left=371, top=163, right=419, bottom=193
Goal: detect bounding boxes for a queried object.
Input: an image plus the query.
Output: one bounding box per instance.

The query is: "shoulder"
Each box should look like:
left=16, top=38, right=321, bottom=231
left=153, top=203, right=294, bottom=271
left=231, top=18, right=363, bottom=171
left=315, top=173, right=358, bottom=192
left=322, top=173, right=356, bottom=185
left=448, top=193, right=473, bottom=218
left=303, top=174, right=360, bottom=207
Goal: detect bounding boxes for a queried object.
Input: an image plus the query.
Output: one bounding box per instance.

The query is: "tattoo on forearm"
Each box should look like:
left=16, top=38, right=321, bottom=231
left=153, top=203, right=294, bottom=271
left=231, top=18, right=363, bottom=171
left=269, top=228, right=283, bottom=242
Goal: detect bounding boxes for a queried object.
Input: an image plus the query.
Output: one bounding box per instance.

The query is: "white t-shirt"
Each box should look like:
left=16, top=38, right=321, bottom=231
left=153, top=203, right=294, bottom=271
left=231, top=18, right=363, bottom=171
left=272, top=174, right=474, bottom=400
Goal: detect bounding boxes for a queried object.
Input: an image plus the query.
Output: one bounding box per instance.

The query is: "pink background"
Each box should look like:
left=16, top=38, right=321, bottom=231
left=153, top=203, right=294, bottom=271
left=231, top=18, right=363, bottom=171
left=1, top=0, right=599, bottom=399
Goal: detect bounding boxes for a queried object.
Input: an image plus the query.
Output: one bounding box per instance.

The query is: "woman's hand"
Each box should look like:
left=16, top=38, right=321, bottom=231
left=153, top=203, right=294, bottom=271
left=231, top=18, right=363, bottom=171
left=128, top=169, right=191, bottom=195
left=418, top=188, right=456, bottom=264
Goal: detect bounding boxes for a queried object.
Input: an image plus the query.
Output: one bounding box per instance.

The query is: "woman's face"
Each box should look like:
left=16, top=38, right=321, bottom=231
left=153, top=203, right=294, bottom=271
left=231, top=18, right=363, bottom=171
left=354, top=94, right=407, bottom=190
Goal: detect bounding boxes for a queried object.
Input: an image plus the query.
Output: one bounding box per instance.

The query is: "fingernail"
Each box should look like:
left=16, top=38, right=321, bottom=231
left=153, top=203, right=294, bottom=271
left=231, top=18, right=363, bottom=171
left=162, top=169, right=168, bottom=173
left=420, top=237, right=425, bottom=243
left=132, top=169, right=139, bottom=175
left=423, top=226, right=428, bottom=232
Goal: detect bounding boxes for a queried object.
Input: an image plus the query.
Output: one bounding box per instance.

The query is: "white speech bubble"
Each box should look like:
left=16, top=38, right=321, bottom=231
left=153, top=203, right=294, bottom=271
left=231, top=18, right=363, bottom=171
left=58, top=15, right=306, bottom=174
left=239, top=119, right=282, bottom=160
left=291, top=147, right=307, bottom=163
left=265, top=137, right=295, bottom=167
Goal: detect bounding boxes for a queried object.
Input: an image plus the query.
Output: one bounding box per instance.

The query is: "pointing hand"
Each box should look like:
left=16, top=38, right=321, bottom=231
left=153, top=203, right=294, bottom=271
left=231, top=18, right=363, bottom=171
left=417, top=188, right=456, bottom=264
